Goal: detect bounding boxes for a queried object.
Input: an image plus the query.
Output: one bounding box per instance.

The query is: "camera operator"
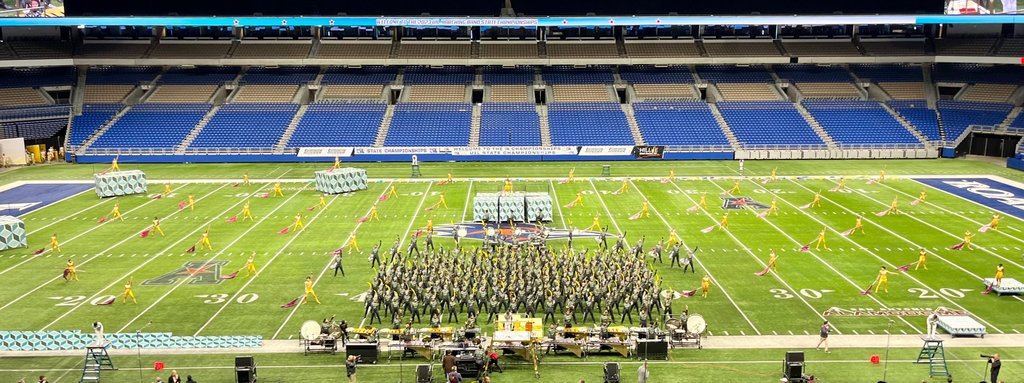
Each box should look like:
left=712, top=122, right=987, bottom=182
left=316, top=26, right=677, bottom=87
left=984, top=353, right=1001, bottom=383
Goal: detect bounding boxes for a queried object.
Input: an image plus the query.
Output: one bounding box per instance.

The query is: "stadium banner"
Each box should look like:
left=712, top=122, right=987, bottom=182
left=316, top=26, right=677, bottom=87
left=577, top=146, right=634, bottom=156
left=354, top=147, right=453, bottom=155
left=913, top=177, right=1024, bottom=220
left=297, top=147, right=354, bottom=157
left=450, top=146, right=578, bottom=156
left=633, top=145, right=665, bottom=159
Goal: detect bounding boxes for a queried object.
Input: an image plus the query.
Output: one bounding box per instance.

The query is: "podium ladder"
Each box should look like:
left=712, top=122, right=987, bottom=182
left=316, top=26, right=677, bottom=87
left=914, top=339, right=950, bottom=379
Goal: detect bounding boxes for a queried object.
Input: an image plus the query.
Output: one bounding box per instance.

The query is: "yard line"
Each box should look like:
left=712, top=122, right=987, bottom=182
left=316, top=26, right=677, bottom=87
left=271, top=183, right=397, bottom=340
left=192, top=192, right=345, bottom=336
left=113, top=183, right=312, bottom=333
left=0, top=183, right=228, bottom=315
left=829, top=179, right=1024, bottom=271
left=780, top=179, right=1006, bottom=332
left=587, top=179, right=622, bottom=234
left=26, top=187, right=109, bottom=235
left=39, top=183, right=269, bottom=330
left=661, top=180, right=835, bottom=333
left=0, top=183, right=192, bottom=277
left=703, top=179, right=922, bottom=334
left=399, top=182, right=434, bottom=247
left=630, top=180, right=761, bottom=335
left=880, top=180, right=1024, bottom=247
left=459, top=179, right=474, bottom=222
left=548, top=180, right=568, bottom=229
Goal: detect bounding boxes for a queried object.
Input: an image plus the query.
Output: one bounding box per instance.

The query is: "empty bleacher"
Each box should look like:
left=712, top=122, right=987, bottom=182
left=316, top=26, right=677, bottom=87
left=623, top=42, right=701, bottom=58
left=781, top=41, right=862, bottom=56
left=717, top=101, right=824, bottom=147
left=232, top=85, right=299, bottom=103
left=478, top=43, right=539, bottom=59
left=321, top=66, right=397, bottom=85
left=878, top=82, right=928, bottom=100
left=405, top=85, right=466, bottom=102
left=190, top=103, right=300, bottom=148
left=859, top=40, right=927, bottom=56
left=0, top=118, right=66, bottom=140
left=243, top=66, right=318, bottom=84
left=932, top=63, right=1024, bottom=84
left=696, top=65, right=773, bottom=83
left=479, top=103, right=542, bottom=146
left=159, top=67, right=239, bottom=84
left=802, top=100, right=919, bottom=145
left=935, top=38, right=997, bottom=56
left=632, top=84, right=699, bottom=100
left=317, top=43, right=393, bottom=59
left=385, top=103, right=472, bottom=146
left=86, top=66, right=161, bottom=85
left=547, top=102, right=633, bottom=146
left=633, top=101, right=729, bottom=147
left=772, top=64, right=852, bottom=82
left=959, top=84, right=1018, bottom=103
left=0, top=88, right=48, bottom=107
left=938, top=101, right=1013, bottom=139
left=69, top=104, right=122, bottom=146
left=90, top=103, right=211, bottom=149
left=0, top=67, right=76, bottom=88
left=148, top=43, right=231, bottom=59
left=849, top=64, right=923, bottom=82
left=146, top=85, right=219, bottom=103
left=83, top=85, right=134, bottom=103
left=482, top=67, right=535, bottom=84
left=403, top=67, right=475, bottom=84
left=396, top=43, right=470, bottom=59
left=77, top=43, right=151, bottom=59
left=715, top=83, right=783, bottom=101
left=889, top=100, right=941, bottom=141
left=550, top=84, right=612, bottom=102
left=546, top=43, right=620, bottom=58
left=7, top=41, right=72, bottom=59
left=995, top=39, right=1024, bottom=56
left=794, top=83, right=861, bottom=99
left=542, top=66, right=614, bottom=84
left=703, top=41, right=781, bottom=57
left=619, top=66, right=694, bottom=84
left=287, top=103, right=386, bottom=148
left=489, top=85, right=531, bottom=102
left=231, top=43, right=311, bottom=58
left=320, top=85, right=385, bottom=100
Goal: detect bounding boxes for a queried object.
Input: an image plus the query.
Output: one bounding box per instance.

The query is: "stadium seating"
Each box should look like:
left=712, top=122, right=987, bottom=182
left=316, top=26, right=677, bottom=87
left=937, top=101, right=1013, bottom=140
left=231, top=43, right=311, bottom=58
left=146, top=85, right=219, bottom=103
left=772, top=64, right=851, bottom=82
left=696, top=65, right=773, bottom=83
left=781, top=41, right=861, bottom=56
left=849, top=64, right=923, bottom=82
left=932, top=63, right=1024, bottom=84
left=482, top=67, right=535, bottom=84
left=384, top=103, right=472, bottom=146
left=89, top=103, right=211, bottom=149
left=321, top=66, right=397, bottom=85
left=550, top=84, right=612, bottom=102
left=0, top=118, right=66, bottom=140
left=83, top=85, right=134, bottom=103
left=546, top=43, right=620, bottom=58
left=77, top=43, right=151, bottom=58
left=148, top=43, right=231, bottom=58
left=623, top=42, right=701, bottom=58
left=406, top=85, right=466, bottom=102
left=619, top=66, right=694, bottom=84
left=802, top=101, right=920, bottom=145
left=703, top=41, right=781, bottom=57
left=935, top=38, right=996, bottom=56
left=403, top=67, right=475, bottom=85
left=878, top=82, right=927, bottom=100
left=232, top=85, right=299, bottom=103
left=242, top=67, right=318, bottom=84
left=715, top=83, right=783, bottom=101
left=0, top=88, right=48, bottom=107
left=958, top=84, right=1017, bottom=103
left=717, top=101, right=824, bottom=147
left=547, top=102, right=633, bottom=146
left=489, top=85, right=531, bottom=102
left=478, top=43, right=539, bottom=59
left=317, top=43, right=393, bottom=59
left=287, top=103, right=386, bottom=148
left=794, top=83, right=861, bottom=99
left=0, top=105, right=69, bottom=122
left=633, top=101, right=730, bottom=147
left=889, top=100, right=942, bottom=141
left=859, top=40, right=927, bottom=56
left=541, top=66, right=614, bottom=84
left=86, top=66, right=161, bottom=85
left=396, top=43, right=471, bottom=59
left=320, top=85, right=385, bottom=100
left=69, top=104, right=122, bottom=146
left=190, top=103, right=299, bottom=148
left=479, top=103, right=542, bottom=146
left=1010, top=112, right=1024, bottom=129
left=159, top=67, right=239, bottom=85
left=7, top=41, right=71, bottom=59
left=0, top=67, right=75, bottom=88
left=995, top=39, right=1024, bottom=56
left=632, top=84, right=699, bottom=100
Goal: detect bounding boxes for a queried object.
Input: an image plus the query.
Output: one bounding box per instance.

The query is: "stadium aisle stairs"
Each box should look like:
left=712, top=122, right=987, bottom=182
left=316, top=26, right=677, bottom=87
left=793, top=103, right=838, bottom=148
left=470, top=104, right=481, bottom=147
left=880, top=102, right=931, bottom=144
left=707, top=103, right=742, bottom=150
left=273, top=104, right=310, bottom=153
left=373, top=104, right=395, bottom=147
left=537, top=105, right=552, bottom=146
left=621, top=104, right=646, bottom=145
left=175, top=105, right=221, bottom=152
left=77, top=105, right=132, bottom=151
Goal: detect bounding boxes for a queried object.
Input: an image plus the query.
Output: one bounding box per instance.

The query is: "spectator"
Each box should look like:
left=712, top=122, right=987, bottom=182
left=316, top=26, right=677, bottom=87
left=345, top=355, right=358, bottom=383
left=1, top=152, right=8, bottom=167
left=637, top=360, right=649, bottom=383
left=816, top=320, right=831, bottom=353
left=38, top=376, right=49, bottom=383
left=186, top=376, right=197, bottom=383
left=442, top=351, right=456, bottom=377
left=446, top=366, right=462, bottom=383
left=168, top=370, right=182, bottom=383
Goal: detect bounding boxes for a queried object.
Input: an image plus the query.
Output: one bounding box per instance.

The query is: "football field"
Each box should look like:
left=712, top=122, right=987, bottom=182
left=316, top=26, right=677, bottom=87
left=0, top=158, right=1022, bottom=381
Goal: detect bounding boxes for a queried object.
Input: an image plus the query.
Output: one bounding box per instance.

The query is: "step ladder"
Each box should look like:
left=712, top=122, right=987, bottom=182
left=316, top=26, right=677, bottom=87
left=81, top=346, right=116, bottom=383
left=914, top=339, right=950, bottom=380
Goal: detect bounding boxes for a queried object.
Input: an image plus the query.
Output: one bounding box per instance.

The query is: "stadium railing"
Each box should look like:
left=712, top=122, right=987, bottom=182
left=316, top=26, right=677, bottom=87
left=940, top=124, right=1024, bottom=148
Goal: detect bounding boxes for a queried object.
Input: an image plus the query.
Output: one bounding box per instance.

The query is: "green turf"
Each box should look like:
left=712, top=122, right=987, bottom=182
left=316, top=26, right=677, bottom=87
left=0, top=158, right=1022, bottom=380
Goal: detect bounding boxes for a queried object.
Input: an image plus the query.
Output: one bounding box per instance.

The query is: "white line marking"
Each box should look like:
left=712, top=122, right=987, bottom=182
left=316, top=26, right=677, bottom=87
left=549, top=180, right=568, bottom=229
left=588, top=179, right=622, bottom=234
left=460, top=180, right=474, bottom=222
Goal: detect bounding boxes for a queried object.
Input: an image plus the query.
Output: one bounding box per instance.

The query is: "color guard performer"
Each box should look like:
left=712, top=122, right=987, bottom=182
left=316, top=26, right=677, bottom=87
left=989, top=214, right=1001, bottom=231
left=64, top=259, right=78, bottom=281
left=852, top=216, right=865, bottom=234
left=567, top=168, right=576, bottom=183
left=292, top=213, right=305, bottom=231
left=319, top=194, right=327, bottom=208
left=995, top=264, right=1005, bottom=286
left=109, top=202, right=125, bottom=222
left=345, top=233, right=360, bottom=253
left=835, top=176, right=847, bottom=191
left=697, top=193, right=708, bottom=209
left=916, top=248, right=928, bottom=270
left=885, top=197, right=901, bottom=215
left=163, top=182, right=172, bottom=195
left=437, top=192, right=448, bottom=209
left=242, top=173, right=250, bottom=186
left=503, top=179, right=513, bottom=193
left=717, top=213, right=729, bottom=231
left=700, top=275, right=712, bottom=298
left=273, top=182, right=284, bottom=197
left=368, top=203, right=380, bottom=222
left=241, top=200, right=254, bottom=222
left=725, top=180, right=740, bottom=195
left=769, top=167, right=778, bottom=182
left=246, top=252, right=258, bottom=277
left=151, top=217, right=165, bottom=236
left=767, top=249, right=778, bottom=273
left=586, top=215, right=601, bottom=231
left=814, top=227, right=829, bottom=250
left=615, top=179, right=629, bottom=194
left=570, top=191, right=583, bottom=208
left=199, top=229, right=212, bottom=251
left=667, top=228, right=681, bottom=247
left=962, top=230, right=974, bottom=250
left=810, top=191, right=822, bottom=208
left=109, top=156, right=120, bottom=172
left=50, top=233, right=62, bottom=253
left=302, top=275, right=321, bottom=304
left=122, top=277, right=136, bottom=304
left=874, top=266, right=890, bottom=294
left=187, top=194, right=196, bottom=211
left=638, top=200, right=650, bottom=218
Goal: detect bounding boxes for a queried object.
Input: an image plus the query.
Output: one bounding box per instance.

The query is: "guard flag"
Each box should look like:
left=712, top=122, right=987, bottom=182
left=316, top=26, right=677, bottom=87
left=378, top=195, right=388, bottom=201
left=757, top=211, right=768, bottom=218
left=981, top=284, right=994, bottom=295
left=754, top=266, right=770, bottom=276
left=140, top=229, right=151, bottom=238
left=628, top=212, right=642, bottom=220
left=280, top=296, right=301, bottom=308
left=897, top=262, right=914, bottom=272
left=356, top=217, right=367, bottom=223
left=799, top=243, right=811, bottom=252
left=950, top=242, right=966, bottom=251
left=33, top=248, right=45, bottom=255
left=151, top=194, right=162, bottom=200
left=681, top=289, right=697, bottom=297
left=798, top=203, right=811, bottom=210
left=875, top=209, right=888, bottom=217
left=687, top=205, right=699, bottom=212
left=185, top=245, right=196, bottom=253
left=226, top=216, right=238, bottom=223
left=178, top=201, right=187, bottom=210
left=97, top=216, right=108, bottom=223
left=978, top=224, right=991, bottom=233
left=220, top=271, right=238, bottom=280
left=910, top=199, right=922, bottom=206
left=700, top=225, right=715, bottom=234
left=278, top=227, right=290, bottom=235
left=860, top=284, right=874, bottom=296
left=840, top=228, right=854, bottom=237
left=96, top=297, right=116, bottom=305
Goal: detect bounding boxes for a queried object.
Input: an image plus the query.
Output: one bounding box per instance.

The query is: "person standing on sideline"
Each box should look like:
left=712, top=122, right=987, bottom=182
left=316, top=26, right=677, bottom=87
left=637, top=360, right=650, bottom=383
left=345, top=355, right=358, bottom=383
left=816, top=320, right=831, bottom=353
left=442, top=351, right=456, bottom=377
left=988, top=353, right=1001, bottom=383
left=926, top=311, right=940, bottom=340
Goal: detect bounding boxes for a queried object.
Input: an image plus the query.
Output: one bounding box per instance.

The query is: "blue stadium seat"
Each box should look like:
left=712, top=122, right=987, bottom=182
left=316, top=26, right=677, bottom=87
left=242, top=66, right=318, bottom=85
left=482, top=66, right=535, bottom=84
left=547, top=102, right=633, bottom=146
left=190, top=103, right=299, bottom=148
left=70, top=104, right=122, bottom=146
left=848, top=64, right=923, bottom=82
left=87, top=66, right=161, bottom=85
left=802, top=100, right=920, bottom=145
left=159, top=67, right=239, bottom=84
left=403, top=67, right=475, bottom=85
left=90, top=103, right=211, bottom=149
left=772, top=64, right=852, bottom=82
left=385, top=103, right=472, bottom=146
left=0, top=67, right=76, bottom=88
left=937, top=101, right=1013, bottom=140
left=541, top=66, right=614, bottom=84
left=889, top=100, right=942, bottom=141
left=287, top=103, right=386, bottom=148
left=321, top=66, right=397, bottom=85
left=633, top=101, right=729, bottom=147
left=0, top=118, right=66, bottom=140
left=696, top=65, right=773, bottom=83
left=479, top=103, right=541, bottom=146
left=717, top=101, right=824, bottom=146
left=619, top=66, right=694, bottom=84
left=932, top=63, right=1024, bottom=84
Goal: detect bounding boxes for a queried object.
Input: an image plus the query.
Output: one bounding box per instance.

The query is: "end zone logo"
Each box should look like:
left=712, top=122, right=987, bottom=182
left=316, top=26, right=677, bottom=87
left=721, top=197, right=769, bottom=210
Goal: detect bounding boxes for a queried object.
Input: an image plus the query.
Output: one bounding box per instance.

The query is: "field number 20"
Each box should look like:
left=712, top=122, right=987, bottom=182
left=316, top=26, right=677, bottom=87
left=908, top=288, right=968, bottom=299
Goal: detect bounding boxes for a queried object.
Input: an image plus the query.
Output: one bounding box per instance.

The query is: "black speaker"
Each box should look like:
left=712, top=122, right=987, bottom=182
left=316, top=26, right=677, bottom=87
left=415, top=364, right=432, bottom=383
left=455, top=354, right=481, bottom=378
left=786, top=351, right=805, bottom=364
left=636, top=340, right=669, bottom=360
left=234, top=356, right=256, bottom=383
left=346, top=342, right=379, bottom=364
left=787, top=363, right=803, bottom=378
left=603, top=362, right=620, bottom=383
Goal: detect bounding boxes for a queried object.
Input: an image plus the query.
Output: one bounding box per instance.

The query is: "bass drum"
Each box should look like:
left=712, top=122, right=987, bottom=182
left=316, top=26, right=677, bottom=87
left=457, top=227, right=468, bottom=238
left=665, top=318, right=683, bottom=331
left=685, top=314, right=707, bottom=335
left=300, top=320, right=322, bottom=340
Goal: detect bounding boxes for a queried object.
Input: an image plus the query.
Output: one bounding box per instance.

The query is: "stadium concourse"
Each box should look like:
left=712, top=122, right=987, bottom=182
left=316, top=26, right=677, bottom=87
left=2, top=15, right=1024, bottom=383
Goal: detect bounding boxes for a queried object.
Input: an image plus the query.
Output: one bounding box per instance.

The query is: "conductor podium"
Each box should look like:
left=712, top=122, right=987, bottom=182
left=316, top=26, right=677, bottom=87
left=472, top=192, right=553, bottom=222
left=0, top=216, right=27, bottom=251
left=94, top=170, right=147, bottom=198
left=314, top=168, right=368, bottom=194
